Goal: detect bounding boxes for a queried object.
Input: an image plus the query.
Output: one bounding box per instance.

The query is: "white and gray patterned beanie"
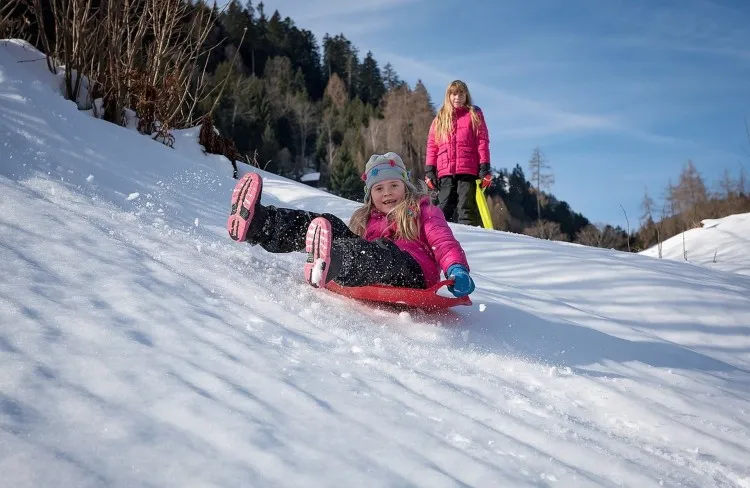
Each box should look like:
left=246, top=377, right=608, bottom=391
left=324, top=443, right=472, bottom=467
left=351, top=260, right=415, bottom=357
left=361, top=152, right=415, bottom=200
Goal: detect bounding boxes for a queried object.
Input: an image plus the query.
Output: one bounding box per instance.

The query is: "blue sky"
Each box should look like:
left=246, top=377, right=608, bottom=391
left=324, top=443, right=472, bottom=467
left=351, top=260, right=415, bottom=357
left=225, top=0, right=750, bottom=230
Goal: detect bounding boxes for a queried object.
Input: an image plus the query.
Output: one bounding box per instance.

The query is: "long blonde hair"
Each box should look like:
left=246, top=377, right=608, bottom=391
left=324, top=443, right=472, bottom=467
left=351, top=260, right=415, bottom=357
left=349, top=181, right=429, bottom=241
left=433, top=80, right=482, bottom=143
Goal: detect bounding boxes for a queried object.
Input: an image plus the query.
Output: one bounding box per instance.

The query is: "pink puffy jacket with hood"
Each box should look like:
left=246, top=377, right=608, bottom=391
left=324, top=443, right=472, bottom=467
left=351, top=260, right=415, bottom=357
left=363, top=197, right=470, bottom=287
left=425, top=106, right=490, bottom=178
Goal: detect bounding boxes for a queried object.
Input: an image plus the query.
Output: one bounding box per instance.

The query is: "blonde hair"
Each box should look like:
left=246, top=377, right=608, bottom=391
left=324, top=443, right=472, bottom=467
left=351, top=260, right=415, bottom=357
left=349, top=180, right=429, bottom=241
left=433, top=80, right=482, bottom=143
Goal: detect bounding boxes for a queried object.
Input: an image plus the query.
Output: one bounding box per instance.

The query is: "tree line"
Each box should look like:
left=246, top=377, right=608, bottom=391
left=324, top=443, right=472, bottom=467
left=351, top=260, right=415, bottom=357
left=485, top=147, right=749, bottom=252
left=2, top=0, right=747, bottom=254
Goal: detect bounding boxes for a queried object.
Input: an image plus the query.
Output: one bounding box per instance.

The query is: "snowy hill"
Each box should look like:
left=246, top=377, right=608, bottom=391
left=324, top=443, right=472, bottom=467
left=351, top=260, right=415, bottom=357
left=640, top=213, right=750, bottom=277
left=2, top=39, right=750, bottom=488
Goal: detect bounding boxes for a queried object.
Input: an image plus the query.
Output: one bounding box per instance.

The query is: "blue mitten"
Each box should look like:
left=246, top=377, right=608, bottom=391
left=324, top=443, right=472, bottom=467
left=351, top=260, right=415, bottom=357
left=446, top=264, right=475, bottom=297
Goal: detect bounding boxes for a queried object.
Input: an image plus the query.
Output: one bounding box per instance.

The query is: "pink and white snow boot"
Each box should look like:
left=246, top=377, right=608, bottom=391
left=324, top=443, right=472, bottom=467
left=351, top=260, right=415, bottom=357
left=227, top=172, right=263, bottom=242
left=304, top=217, right=334, bottom=288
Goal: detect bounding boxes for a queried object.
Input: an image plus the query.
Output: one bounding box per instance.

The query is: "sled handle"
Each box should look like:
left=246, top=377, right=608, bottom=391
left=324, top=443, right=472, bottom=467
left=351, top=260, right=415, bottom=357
left=427, top=279, right=456, bottom=294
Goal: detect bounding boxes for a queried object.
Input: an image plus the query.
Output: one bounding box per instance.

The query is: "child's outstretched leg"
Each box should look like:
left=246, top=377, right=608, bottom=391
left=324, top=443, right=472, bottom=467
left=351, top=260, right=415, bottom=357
left=304, top=218, right=425, bottom=290
left=334, top=237, right=425, bottom=288
left=227, top=172, right=356, bottom=250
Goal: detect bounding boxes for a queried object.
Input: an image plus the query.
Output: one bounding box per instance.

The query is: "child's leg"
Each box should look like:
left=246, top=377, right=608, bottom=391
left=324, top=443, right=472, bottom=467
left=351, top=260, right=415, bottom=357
left=332, top=237, right=425, bottom=288
left=455, top=175, right=480, bottom=226
left=306, top=223, right=425, bottom=289
left=228, top=172, right=356, bottom=252
left=253, top=206, right=356, bottom=253
left=437, top=176, right=458, bottom=223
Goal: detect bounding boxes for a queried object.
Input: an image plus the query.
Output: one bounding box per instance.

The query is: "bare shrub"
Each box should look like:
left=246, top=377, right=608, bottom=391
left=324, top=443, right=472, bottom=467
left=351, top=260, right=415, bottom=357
left=525, top=220, right=566, bottom=241
left=0, top=1, right=21, bottom=38
left=199, top=113, right=241, bottom=178
left=25, top=0, right=218, bottom=139
left=28, top=0, right=99, bottom=104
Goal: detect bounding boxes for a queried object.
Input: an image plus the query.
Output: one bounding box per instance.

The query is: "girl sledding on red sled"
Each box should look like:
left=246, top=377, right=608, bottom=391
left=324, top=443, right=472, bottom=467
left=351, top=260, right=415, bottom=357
left=226, top=152, right=475, bottom=299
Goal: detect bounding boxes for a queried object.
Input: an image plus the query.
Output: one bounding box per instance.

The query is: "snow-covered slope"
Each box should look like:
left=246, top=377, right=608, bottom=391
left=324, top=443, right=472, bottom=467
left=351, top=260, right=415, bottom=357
left=640, top=213, right=750, bottom=277
left=2, top=40, right=750, bottom=488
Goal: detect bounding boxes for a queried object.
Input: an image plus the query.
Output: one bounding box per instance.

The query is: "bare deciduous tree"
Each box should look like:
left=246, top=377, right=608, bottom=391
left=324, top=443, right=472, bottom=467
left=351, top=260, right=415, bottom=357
left=142, top=0, right=217, bottom=137
left=361, top=116, right=384, bottom=158
left=381, top=85, right=410, bottom=162
left=619, top=204, right=631, bottom=252
left=406, top=81, right=434, bottom=180
left=89, top=0, right=151, bottom=122
left=378, top=83, right=435, bottom=178
left=663, top=178, right=677, bottom=218
left=673, top=159, right=708, bottom=228
left=29, top=0, right=99, bottom=105
left=320, top=73, right=347, bottom=176
left=288, top=91, right=317, bottom=178
left=738, top=163, right=748, bottom=196
left=657, top=200, right=668, bottom=258
left=575, top=224, right=603, bottom=247
left=637, top=186, right=660, bottom=251
left=575, top=223, right=627, bottom=249
left=640, top=186, right=654, bottom=226
left=26, top=0, right=218, bottom=136
left=528, top=146, right=554, bottom=228
left=718, top=168, right=737, bottom=199
left=0, top=0, right=19, bottom=38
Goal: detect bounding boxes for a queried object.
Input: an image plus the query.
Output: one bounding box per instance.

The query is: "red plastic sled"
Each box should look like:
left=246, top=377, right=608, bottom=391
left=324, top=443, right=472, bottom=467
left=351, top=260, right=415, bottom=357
left=324, top=279, right=472, bottom=311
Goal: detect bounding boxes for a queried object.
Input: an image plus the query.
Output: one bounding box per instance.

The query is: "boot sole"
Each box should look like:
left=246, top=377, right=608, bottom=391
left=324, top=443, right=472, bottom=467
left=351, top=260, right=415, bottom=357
left=304, top=217, right=332, bottom=288
left=227, top=172, right=262, bottom=241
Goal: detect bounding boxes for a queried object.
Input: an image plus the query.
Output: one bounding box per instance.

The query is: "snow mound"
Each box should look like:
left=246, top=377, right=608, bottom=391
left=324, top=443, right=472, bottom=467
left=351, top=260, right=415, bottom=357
left=640, top=212, right=750, bottom=276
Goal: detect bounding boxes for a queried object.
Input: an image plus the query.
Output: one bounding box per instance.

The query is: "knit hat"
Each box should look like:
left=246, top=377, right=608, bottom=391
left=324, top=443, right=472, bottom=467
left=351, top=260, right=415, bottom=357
left=361, top=152, right=415, bottom=199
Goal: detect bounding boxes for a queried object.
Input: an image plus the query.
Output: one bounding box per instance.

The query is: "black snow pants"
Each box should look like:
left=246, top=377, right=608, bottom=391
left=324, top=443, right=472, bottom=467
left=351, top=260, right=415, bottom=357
left=247, top=206, right=426, bottom=289
left=436, top=174, right=480, bottom=227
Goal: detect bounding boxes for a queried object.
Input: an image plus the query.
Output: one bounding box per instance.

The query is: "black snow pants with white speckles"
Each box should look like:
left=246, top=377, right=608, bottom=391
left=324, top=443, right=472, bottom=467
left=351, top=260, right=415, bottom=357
left=245, top=205, right=425, bottom=289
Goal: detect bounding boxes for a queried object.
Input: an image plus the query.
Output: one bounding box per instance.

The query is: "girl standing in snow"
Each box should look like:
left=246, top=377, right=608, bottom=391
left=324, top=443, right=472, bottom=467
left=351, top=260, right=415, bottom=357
left=227, top=152, right=475, bottom=297
left=424, top=80, right=492, bottom=227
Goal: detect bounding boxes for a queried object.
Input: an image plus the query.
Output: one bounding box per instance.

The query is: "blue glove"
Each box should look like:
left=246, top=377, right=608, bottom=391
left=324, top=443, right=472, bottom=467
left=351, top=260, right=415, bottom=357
left=446, top=264, right=475, bottom=297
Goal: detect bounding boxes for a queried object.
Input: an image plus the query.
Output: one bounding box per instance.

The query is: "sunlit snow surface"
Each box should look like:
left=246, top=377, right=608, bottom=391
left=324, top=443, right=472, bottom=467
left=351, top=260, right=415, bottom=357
left=2, top=39, right=750, bottom=488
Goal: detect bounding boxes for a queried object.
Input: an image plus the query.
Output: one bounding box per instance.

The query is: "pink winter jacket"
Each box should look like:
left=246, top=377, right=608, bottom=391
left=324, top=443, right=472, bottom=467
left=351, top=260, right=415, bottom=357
left=425, top=106, right=490, bottom=178
left=363, top=198, right=470, bottom=287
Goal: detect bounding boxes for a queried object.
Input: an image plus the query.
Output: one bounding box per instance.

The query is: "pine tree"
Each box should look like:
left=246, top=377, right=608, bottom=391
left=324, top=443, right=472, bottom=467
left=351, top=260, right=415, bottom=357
left=329, top=150, right=364, bottom=201
left=508, top=164, right=528, bottom=204
left=286, top=27, right=324, bottom=99
left=266, top=10, right=287, bottom=56
left=222, top=1, right=251, bottom=49
left=358, top=51, right=385, bottom=107
left=382, top=62, right=405, bottom=91
left=323, top=34, right=359, bottom=98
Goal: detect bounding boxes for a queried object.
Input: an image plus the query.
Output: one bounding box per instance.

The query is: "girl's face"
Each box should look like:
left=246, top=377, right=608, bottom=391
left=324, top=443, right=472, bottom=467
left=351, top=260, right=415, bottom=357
left=371, top=179, right=406, bottom=214
left=450, top=90, right=467, bottom=108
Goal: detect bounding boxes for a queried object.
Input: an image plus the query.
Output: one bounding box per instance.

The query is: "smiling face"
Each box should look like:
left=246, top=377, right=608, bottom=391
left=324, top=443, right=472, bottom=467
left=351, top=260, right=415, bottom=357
left=370, top=179, right=407, bottom=213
